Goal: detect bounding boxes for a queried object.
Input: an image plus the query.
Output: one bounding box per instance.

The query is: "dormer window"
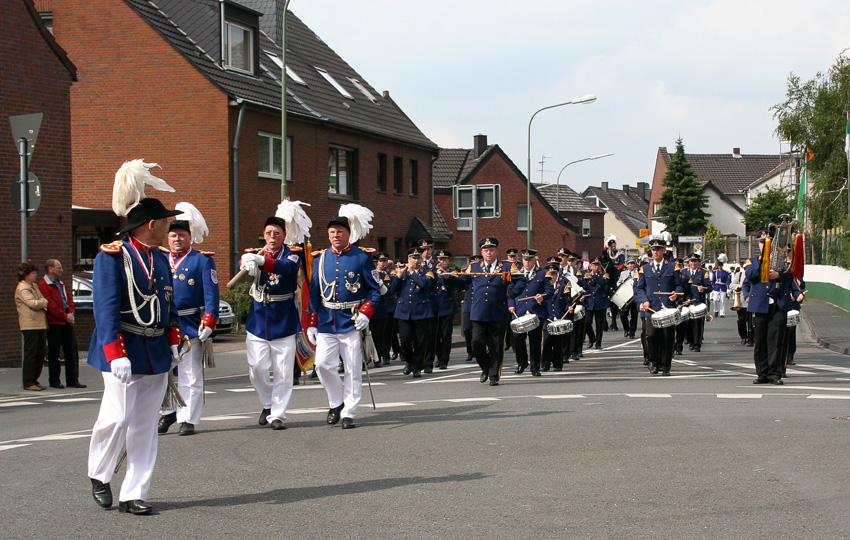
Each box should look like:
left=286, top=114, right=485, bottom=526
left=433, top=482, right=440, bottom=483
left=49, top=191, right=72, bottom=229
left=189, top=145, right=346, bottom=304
left=224, top=20, right=253, bottom=73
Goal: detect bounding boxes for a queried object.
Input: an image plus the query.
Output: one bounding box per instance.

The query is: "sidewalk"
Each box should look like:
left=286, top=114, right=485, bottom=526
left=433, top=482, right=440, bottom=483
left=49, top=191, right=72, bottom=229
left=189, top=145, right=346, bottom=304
left=802, top=298, right=850, bottom=355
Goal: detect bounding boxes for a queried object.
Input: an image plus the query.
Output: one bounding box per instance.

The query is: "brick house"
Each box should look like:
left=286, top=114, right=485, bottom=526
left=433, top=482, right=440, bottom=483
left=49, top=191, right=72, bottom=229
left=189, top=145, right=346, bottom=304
left=45, top=0, right=437, bottom=278
left=433, top=135, right=584, bottom=267
left=582, top=182, right=650, bottom=258
left=533, top=183, right=606, bottom=261
left=0, top=0, right=76, bottom=367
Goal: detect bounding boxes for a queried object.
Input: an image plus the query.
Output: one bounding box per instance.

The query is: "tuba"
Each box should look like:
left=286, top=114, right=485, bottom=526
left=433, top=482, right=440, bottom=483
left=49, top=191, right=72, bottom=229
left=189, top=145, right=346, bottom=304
left=760, top=214, right=803, bottom=282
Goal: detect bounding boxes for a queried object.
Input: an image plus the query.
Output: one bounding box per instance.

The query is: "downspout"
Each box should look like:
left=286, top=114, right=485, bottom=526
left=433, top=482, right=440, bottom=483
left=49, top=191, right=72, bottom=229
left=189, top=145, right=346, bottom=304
left=232, top=99, right=246, bottom=275
left=219, top=0, right=226, bottom=67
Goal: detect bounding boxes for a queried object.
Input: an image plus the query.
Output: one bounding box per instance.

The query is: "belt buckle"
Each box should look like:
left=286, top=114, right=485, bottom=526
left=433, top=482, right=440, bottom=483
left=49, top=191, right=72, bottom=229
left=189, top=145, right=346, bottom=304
left=143, top=327, right=156, bottom=337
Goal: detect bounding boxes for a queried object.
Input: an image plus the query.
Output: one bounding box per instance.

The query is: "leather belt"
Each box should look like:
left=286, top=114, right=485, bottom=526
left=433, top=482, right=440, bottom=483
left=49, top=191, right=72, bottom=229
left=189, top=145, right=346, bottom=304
left=264, top=293, right=294, bottom=303
left=121, top=322, right=165, bottom=338
left=177, top=305, right=205, bottom=317
left=322, top=299, right=362, bottom=310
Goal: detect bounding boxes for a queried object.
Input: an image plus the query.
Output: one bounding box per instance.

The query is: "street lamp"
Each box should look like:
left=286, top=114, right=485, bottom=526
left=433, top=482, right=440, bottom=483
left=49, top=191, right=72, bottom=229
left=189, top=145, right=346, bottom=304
left=554, top=153, right=614, bottom=211
left=526, top=94, right=597, bottom=248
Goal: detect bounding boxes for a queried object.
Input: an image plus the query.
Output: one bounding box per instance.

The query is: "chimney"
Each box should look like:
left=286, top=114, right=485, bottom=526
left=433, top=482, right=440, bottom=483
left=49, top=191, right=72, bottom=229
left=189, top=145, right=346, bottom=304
left=622, top=184, right=630, bottom=195
left=732, top=147, right=742, bottom=159
left=637, top=182, right=647, bottom=201
left=601, top=181, right=608, bottom=193
left=473, top=134, right=487, bottom=158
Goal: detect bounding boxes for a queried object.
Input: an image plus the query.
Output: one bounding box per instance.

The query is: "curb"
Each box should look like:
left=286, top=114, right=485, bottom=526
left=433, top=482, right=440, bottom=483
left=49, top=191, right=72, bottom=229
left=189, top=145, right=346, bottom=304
left=803, top=311, right=850, bottom=356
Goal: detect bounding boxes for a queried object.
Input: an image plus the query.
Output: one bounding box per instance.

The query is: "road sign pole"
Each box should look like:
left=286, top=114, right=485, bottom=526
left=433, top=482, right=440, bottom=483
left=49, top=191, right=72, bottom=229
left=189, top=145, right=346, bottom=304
left=471, top=185, right=478, bottom=255
left=18, top=137, right=28, bottom=263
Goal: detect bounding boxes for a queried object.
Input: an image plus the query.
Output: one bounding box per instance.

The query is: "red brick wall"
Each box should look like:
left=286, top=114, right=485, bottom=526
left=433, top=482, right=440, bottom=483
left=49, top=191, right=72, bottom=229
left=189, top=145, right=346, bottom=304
left=0, top=0, right=74, bottom=367
left=647, top=148, right=667, bottom=226
left=436, top=152, right=578, bottom=262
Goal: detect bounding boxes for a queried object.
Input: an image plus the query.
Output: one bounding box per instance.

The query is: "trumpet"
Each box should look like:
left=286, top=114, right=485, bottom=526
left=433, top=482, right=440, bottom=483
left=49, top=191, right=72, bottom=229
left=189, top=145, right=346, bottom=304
left=731, top=290, right=744, bottom=311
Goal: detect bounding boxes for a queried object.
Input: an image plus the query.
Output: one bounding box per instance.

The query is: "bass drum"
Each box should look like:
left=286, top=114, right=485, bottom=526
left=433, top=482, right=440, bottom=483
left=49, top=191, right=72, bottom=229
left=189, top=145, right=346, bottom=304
left=610, top=280, right=634, bottom=309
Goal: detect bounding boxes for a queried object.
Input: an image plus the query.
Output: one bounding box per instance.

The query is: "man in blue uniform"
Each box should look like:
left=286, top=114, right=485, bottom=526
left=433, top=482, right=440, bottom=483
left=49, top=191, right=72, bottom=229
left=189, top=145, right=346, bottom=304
left=433, top=250, right=460, bottom=370
left=391, top=247, right=435, bottom=377
left=601, top=236, right=625, bottom=332
left=508, top=249, right=553, bottom=376
left=683, top=253, right=710, bottom=352
left=743, top=230, right=801, bottom=385
left=307, top=210, right=381, bottom=429
left=459, top=238, right=512, bottom=386
left=566, top=253, right=588, bottom=361
left=239, top=216, right=303, bottom=430
left=616, top=258, right=639, bottom=339
left=461, top=255, right=481, bottom=362
left=583, top=258, right=610, bottom=350
left=369, top=252, right=393, bottom=368
left=711, top=261, right=731, bottom=318
left=634, top=238, right=683, bottom=376
left=158, top=204, right=219, bottom=436
left=87, top=194, right=183, bottom=515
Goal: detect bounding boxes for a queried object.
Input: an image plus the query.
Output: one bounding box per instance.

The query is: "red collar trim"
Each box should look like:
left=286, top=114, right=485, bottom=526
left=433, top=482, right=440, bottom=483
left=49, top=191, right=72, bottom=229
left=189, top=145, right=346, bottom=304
left=331, top=244, right=352, bottom=256
left=128, top=235, right=153, bottom=254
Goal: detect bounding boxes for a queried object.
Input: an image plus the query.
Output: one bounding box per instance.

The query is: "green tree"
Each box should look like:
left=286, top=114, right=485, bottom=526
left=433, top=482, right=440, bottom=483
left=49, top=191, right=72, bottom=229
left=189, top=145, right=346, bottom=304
left=655, top=138, right=710, bottom=249
left=742, top=186, right=796, bottom=233
left=771, top=50, right=850, bottom=235
left=704, top=222, right=724, bottom=256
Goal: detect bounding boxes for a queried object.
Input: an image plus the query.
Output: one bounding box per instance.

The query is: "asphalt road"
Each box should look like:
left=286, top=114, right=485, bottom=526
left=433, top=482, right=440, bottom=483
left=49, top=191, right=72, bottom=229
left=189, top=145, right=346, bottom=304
left=3, top=310, right=850, bottom=539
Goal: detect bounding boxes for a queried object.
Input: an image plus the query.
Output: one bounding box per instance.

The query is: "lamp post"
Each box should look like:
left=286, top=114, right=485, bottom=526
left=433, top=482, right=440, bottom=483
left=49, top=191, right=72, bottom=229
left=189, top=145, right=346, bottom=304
left=554, top=153, right=614, bottom=211
left=280, top=0, right=293, bottom=199
left=526, top=94, right=597, bottom=248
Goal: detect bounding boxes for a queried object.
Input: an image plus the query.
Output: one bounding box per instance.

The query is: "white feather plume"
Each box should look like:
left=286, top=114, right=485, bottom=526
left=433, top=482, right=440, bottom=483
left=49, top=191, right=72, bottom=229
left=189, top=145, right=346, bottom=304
left=175, top=202, right=209, bottom=244
left=275, top=199, right=313, bottom=245
left=338, top=203, right=374, bottom=244
left=717, top=253, right=728, bottom=264
left=605, top=233, right=618, bottom=247
left=112, top=159, right=175, bottom=216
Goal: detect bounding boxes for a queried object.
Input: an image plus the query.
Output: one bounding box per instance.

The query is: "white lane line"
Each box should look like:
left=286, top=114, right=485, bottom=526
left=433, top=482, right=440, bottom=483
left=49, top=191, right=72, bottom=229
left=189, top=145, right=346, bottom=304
left=224, top=388, right=256, bottom=393
left=443, top=398, right=500, bottom=403
left=727, top=363, right=756, bottom=371
left=536, top=395, right=586, bottom=399
left=46, top=398, right=99, bottom=403
left=784, top=385, right=850, bottom=392
left=200, top=415, right=253, bottom=421
left=807, top=395, right=850, bottom=400
left=626, top=394, right=671, bottom=398
left=801, top=364, right=850, bottom=375
left=18, top=433, right=91, bottom=442
left=0, top=401, right=42, bottom=407
left=785, top=369, right=816, bottom=375
left=204, top=391, right=216, bottom=395
left=674, top=359, right=698, bottom=366
left=375, top=402, right=416, bottom=408
left=717, top=394, right=763, bottom=399
left=0, top=444, right=31, bottom=452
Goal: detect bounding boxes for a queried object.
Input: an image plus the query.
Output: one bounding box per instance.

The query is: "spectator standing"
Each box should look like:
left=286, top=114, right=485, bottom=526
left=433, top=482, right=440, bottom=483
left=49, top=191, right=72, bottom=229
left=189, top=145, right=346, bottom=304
left=16, top=263, right=48, bottom=391
left=39, top=259, right=86, bottom=389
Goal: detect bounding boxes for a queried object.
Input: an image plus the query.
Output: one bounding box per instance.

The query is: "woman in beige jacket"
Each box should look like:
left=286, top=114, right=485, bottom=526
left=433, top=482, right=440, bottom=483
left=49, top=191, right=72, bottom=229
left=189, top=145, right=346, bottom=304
left=15, top=262, right=48, bottom=391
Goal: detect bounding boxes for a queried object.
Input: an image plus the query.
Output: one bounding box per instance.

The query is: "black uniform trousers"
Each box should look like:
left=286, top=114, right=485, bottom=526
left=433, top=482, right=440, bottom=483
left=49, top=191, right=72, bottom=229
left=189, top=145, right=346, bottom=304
left=570, top=315, right=587, bottom=357
left=421, top=315, right=438, bottom=369
left=752, top=304, right=787, bottom=382
left=47, top=323, right=78, bottom=386
left=736, top=310, right=753, bottom=344
left=688, top=317, right=705, bottom=349
left=619, top=302, right=638, bottom=337
left=462, top=311, right=473, bottom=357
left=472, top=320, right=507, bottom=380
left=674, top=320, right=688, bottom=352
left=514, top=323, right=543, bottom=373
left=585, top=309, right=606, bottom=348
left=434, top=315, right=454, bottom=368
left=370, top=315, right=391, bottom=361
left=643, top=318, right=674, bottom=372
left=542, top=332, right=566, bottom=370
left=397, top=317, right=433, bottom=373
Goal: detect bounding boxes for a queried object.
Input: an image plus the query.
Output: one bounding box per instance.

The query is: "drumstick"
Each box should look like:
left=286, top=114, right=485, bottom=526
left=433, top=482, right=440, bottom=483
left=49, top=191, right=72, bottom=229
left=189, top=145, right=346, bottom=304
left=653, top=292, right=684, bottom=295
left=227, top=268, right=250, bottom=290
left=515, top=293, right=550, bottom=302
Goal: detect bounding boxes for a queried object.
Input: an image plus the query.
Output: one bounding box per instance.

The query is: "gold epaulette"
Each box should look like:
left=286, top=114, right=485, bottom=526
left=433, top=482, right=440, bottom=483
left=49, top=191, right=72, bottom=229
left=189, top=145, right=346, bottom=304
left=99, top=241, right=123, bottom=254
left=703, top=271, right=710, bottom=279
left=603, top=273, right=610, bottom=279
left=638, top=267, right=645, bottom=274
left=674, top=263, right=682, bottom=271
left=688, top=278, right=694, bottom=284
left=158, top=246, right=169, bottom=253
left=200, top=250, right=215, bottom=258
left=311, top=249, right=326, bottom=257
left=288, top=246, right=303, bottom=252
left=244, top=247, right=261, bottom=253
left=383, top=274, right=391, bottom=282
left=743, top=259, right=752, bottom=268
left=426, top=271, right=435, bottom=279
left=361, top=247, right=376, bottom=254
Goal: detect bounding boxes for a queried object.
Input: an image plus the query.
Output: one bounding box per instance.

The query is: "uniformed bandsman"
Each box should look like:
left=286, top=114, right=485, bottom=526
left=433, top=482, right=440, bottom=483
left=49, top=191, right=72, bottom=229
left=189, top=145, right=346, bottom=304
left=307, top=205, right=382, bottom=429
left=711, top=262, right=731, bottom=318
left=508, top=249, right=554, bottom=376
left=634, top=238, right=683, bottom=376
left=583, top=258, right=610, bottom=350
left=88, top=160, right=183, bottom=515
left=567, top=253, right=588, bottom=361
left=433, top=250, right=461, bottom=370
left=460, top=255, right=481, bottom=362
left=417, top=239, right=440, bottom=372
left=369, top=252, right=393, bottom=367
left=672, top=257, right=690, bottom=355
left=157, top=203, right=219, bottom=436
left=391, top=248, right=435, bottom=377
left=616, top=258, right=639, bottom=339
left=601, top=235, right=625, bottom=332
left=683, top=253, right=710, bottom=352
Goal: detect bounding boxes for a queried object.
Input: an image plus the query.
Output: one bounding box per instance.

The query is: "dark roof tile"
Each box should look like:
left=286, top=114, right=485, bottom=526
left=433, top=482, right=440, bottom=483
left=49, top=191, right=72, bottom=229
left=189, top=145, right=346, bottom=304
left=659, top=147, right=781, bottom=195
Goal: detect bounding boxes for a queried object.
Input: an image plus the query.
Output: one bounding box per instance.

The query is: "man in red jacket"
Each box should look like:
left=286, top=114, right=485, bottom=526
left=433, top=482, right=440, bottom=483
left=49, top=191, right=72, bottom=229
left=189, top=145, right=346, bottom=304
left=39, top=259, right=86, bottom=389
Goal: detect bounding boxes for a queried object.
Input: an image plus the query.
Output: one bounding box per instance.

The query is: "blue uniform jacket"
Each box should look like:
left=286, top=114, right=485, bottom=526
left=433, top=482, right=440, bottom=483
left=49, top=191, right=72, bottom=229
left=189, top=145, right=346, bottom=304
left=743, top=256, right=797, bottom=313
left=88, top=238, right=179, bottom=375
left=547, top=271, right=572, bottom=327
left=508, top=267, right=554, bottom=319
left=634, top=260, right=684, bottom=318
left=168, top=248, right=220, bottom=339
left=435, top=273, right=461, bottom=317
left=712, top=270, right=731, bottom=292
left=457, top=260, right=511, bottom=322
left=309, top=245, right=381, bottom=333
left=683, top=266, right=710, bottom=305
left=390, top=268, right=435, bottom=321
left=583, top=271, right=610, bottom=311
left=243, top=246, right=302, bottom=340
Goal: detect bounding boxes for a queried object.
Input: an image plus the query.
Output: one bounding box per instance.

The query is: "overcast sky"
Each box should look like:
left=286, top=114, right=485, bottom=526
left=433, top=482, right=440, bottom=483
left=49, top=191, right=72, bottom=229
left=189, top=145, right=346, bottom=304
left=292, top=1, right=850, bottom=194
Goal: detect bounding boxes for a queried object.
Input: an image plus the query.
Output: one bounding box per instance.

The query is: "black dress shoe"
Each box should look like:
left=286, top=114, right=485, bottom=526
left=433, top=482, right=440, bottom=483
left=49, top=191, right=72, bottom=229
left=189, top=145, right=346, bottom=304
left=643, top=358, right=650, bottom=366
left=158, top=412, right=177, bottom=434
left=770, top=378, right=784, bottom=385
left=341, top=417, right=356, bottom=429
left=515, top=365, right=526, bottom=374
left=741, top=338, right=747, bottom=345
left=178, top=422, right=195, bottom=436
left=479, top=372, right=489, bottom=383
left=788, top=359, right=796, bottom=365
left=423, top=366, right=433, bottom=374
left=531, top=371, right=541, bottom=377
left=628, top=333, right=635, bottom=339
left=327, top=404, right=344, bottom=425
left=746, top=341, right=754, bottom=347
left=541, top=366, right=550, bottom=372
left=91, top=478, right=112, bottom=508
left=594, top=344, right=602, bottom=350
left=662, top=371, right=670, bottom=376
left=271, top=419, right=286, bottom=430
left=412, top=371, right=421, bottom=378
left=69, top=382, right=87, bottom=388
left=258, top=408, right=271, bottom=426
left=402, top=366, right=412, bottom=375
left=553, top=367, right=563, bottom=371
left=752, top=377, right=770, bottom=384
left=373, top=360, right=382, bottom=368
left=49, top=382, right=65, bottom=389
left=438, top=363, right=448, bottom=370
left=390, top=353, right=399, bottom=360
left=489, top=377, right=500, bottom=386
left=309, top=369, right=318, bottom=379
left=694, top=347, right=701, bottom=352
left=465, top=355, right=474, bottom=362
left=118, top=500, right=152, bottom=515
left=337, top=363, right=344, bottom=373
left=293, top=377, right=300, bottom=385
left=650, top=367, right=659, bottom=375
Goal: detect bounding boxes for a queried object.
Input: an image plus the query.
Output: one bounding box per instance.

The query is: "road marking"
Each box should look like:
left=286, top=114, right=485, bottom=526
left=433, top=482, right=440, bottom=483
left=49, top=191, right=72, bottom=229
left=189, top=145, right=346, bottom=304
left=46, top=398, right=98, bottom=403
left=536, top=395, right=586, bottom=399
left=18, top=433, right=90, bottom=442
left=717, top=394, right=762, bottom=399
left=224, top=388, right=256, bottom=393
left=375, top=402, right=416, bottom=408
left=443, top=398, right=500, bottom=403
left=201, top=415, right=253, bottom=421
left=801, top=364, right=850, bottom=375
left=784, top=385, right=850, bottom=392
left=0, top=444, right=31, bottom=452
left=204, top=391, right=216, bottom=395
left=807, top=395, right=850, bottom=400
left=0, top=401, right=41, bottom=407
left=625, top=394, right=671, bottom=398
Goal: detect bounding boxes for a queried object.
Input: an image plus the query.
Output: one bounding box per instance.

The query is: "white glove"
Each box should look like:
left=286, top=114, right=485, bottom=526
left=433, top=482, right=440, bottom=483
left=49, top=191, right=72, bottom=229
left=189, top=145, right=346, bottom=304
left=240, top=253, right=265, bottom=277
left=198, top=325, right=213, bottom=342
left=110, top=357, right=132, bottom=384
left=379, top=282, right=388, bottom=296
left=354, top=312, right=370, bottom=331
left=306, top=327, right=318, bottom=345
left=170, top=344, right=181, bottom=368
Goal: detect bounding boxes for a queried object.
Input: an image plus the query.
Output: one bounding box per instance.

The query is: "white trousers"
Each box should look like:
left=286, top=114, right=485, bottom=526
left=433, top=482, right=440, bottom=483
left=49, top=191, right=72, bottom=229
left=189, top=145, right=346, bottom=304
left=315, top=329, right=362, bottom=419
left=246, top=332, right=295, bottom=422
left=88, top=371, right=167, bottom=502
left=161, top=337, right=204, bottom=425
left=710, top=291, right=726, bottom=317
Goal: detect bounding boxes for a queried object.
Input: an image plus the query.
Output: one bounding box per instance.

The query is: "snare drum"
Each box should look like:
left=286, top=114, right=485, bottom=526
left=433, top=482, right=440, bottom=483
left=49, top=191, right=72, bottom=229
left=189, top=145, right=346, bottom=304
left=678, top=305, right=691, bottom=322
left=572, top=305, right=586, bottom=321
left=547, top=318, right=573, bottom=336
left=650, top=308, right=680, bottom=329
left=610, top=280, right=634, bottom=309
left=689, top=303, right=707, bottom=319
left=786, top=309, right=801, bottom=327
left=510, top=313, right=540, bottom=334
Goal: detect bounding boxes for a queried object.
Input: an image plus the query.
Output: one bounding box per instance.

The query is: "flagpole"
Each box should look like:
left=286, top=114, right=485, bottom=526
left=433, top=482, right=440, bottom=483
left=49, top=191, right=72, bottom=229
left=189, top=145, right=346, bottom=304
left=846, top=110, right=849, bottom=217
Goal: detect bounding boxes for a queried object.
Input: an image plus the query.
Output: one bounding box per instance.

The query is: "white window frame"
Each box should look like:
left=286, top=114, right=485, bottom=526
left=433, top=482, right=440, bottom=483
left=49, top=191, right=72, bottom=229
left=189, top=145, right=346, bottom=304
left=348, top=77, right=378, bottom=103
left=224, top=20, right=253, bottom=74
left=328, top=145, right=355, bottom=197
left=258, top=132, right=292, bottom=181
left=457, top=217, right=472, bottom=231
left=77, top=235, right=100, bottom=269
left=582, top=218, right=591, bottom=237
left=316, top=67, right=353, bottom=99
left=517, top=203, right=531, bottom=231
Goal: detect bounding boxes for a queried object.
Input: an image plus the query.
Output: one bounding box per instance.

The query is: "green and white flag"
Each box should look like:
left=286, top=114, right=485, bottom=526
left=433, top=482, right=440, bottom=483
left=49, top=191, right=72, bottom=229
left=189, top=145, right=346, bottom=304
left=797, top=165, right=806, bottom=223
left=846, top=118, right=850, bottom=158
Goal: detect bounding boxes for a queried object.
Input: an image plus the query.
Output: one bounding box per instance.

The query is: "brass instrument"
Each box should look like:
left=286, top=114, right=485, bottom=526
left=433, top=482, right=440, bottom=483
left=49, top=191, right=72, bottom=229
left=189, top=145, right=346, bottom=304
left=761, top=214, right=795, bottom=281
left=731, top=290, right=744, bottom=311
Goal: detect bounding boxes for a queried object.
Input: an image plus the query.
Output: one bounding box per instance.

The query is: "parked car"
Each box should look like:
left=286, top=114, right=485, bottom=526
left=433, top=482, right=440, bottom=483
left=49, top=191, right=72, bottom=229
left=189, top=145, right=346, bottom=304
left=72, top=272, right=234, bottom=337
